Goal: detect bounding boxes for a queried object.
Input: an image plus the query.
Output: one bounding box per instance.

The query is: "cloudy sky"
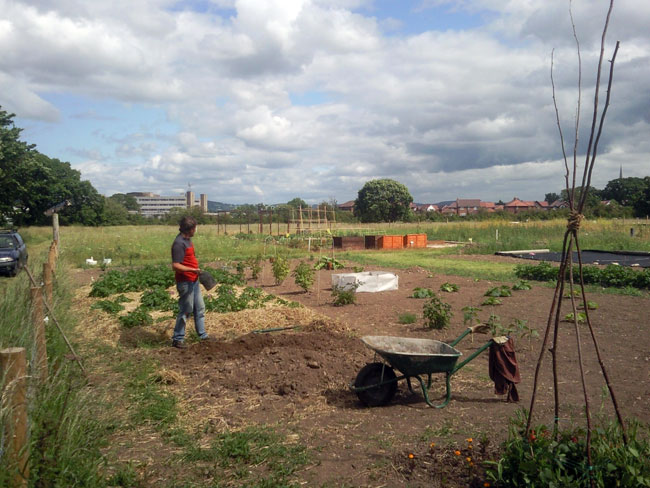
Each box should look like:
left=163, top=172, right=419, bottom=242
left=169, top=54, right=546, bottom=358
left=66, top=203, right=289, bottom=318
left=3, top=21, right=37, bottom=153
left=1, top=0, right=648, bottom=205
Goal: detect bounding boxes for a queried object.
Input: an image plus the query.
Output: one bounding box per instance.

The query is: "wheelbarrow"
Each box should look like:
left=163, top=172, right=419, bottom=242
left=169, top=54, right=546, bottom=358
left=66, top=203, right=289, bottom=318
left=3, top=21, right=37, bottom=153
left=350, top=325, right=498, bottom=408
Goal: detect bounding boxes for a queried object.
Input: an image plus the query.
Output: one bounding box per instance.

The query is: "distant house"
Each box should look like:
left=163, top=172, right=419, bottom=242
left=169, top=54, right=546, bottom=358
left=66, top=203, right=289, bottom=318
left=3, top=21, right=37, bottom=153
left=413, top=204, right=439, bottom=213
left=441, top=198, right=482, bottom=216
left=338, top=200, right=355, bottom=212
left=534, top=201, right=549, bottom=210
left=504, top=197, right=536, bottom=214
left=549, top=199, right=569, bottom=210
left=479, top=201, right=497, bottom=212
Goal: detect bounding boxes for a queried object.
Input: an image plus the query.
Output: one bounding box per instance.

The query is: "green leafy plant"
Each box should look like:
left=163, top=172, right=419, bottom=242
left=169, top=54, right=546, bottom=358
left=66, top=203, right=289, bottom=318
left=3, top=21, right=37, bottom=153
left=486, top=314, right=513, bottom=336
left=119, top=307, right=153, bottom=328
left=293, top=261, right=315, bottom=292
left=564, top=311, right=587, bottom=323
left=486, top=415, right=650, bottom=488
left=440, top=282, right=459, bottom=293
left=140, top=287, right=176, bottom=311
left=422, top=295, right=452, bottom=329
left=484, top=285, right=512, bottom=297
left=314, top=256, right=344, bottom=270
left=271, top=256, right=290, bottom=285
left=578, top=300, right=599, bottom=310
left=246, top=254, right=262, bottom=280
left=90, top=299, right=124, bottom=315
left=512, top=280, right=532, bottom=291
left=563, top=289, right=581, bottom=298
left=512, top=318, right=539, bottom=349
left=481, top=296, right=502, bottom=306
left=352, top=265, right=365, bottom=273
left=461, top=305, right=482, bottom=326
left=411, top=287, right=435, bottom=298
left=331, top=283, right=359, bottom=306
left=398, top=312, right=417, bottom=324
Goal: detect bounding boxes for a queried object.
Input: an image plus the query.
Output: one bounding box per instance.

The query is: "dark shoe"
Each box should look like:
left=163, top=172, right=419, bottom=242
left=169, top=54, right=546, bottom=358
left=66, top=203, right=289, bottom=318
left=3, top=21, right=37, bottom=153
left=171, top=340, right=187, bottom=349
left=200, top=336, right=217, bottom=343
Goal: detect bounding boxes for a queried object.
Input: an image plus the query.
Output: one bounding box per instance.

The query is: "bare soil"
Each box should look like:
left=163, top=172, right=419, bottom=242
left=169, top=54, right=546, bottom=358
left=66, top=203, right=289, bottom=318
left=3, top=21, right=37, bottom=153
left=75, top=256, right=650, bottom=487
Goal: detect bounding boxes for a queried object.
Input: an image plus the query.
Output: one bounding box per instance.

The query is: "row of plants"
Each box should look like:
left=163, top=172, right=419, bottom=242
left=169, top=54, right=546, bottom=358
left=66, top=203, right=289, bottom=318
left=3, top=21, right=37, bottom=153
left=515, top=261, right=650, bottom=289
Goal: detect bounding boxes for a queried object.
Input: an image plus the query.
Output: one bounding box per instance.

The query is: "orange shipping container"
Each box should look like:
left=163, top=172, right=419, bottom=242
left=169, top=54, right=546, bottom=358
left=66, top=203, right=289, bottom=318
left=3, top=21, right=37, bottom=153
left=378, top=235, right=404, bottom=249
left=404, top=233, right=427, bottom=248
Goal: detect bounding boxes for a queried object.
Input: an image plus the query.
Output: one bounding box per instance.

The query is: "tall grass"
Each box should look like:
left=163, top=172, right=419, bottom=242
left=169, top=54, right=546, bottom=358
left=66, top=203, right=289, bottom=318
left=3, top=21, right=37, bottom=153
left=0, top=251, right=109, bottom=486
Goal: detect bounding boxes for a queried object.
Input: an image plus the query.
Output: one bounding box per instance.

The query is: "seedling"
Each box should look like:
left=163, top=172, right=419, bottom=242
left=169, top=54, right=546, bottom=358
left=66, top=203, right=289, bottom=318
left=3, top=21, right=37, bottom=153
left=440, top=282, right=459, bottom=293
left=422, top=295, right=452, bottom=329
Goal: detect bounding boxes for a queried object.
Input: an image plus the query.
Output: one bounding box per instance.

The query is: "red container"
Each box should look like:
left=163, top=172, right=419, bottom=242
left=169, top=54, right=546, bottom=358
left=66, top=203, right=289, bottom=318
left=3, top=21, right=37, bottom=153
left=378, top=235, right=404, bottom=249
left=404, top=234, right=427, bottom=248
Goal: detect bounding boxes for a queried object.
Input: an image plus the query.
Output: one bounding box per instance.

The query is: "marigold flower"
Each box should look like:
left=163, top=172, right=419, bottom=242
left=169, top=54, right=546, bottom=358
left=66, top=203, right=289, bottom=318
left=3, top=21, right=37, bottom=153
left=430, top=442, right=435, bottom=448
left=466, top=438, right=473, bottom=443
left=408, top=453, right=414, bottom=459
left=484, top=483, right=491, bottom=487
left=454, top=450, right=461, bottom=456
left=466, top=457, right=472, bottom=463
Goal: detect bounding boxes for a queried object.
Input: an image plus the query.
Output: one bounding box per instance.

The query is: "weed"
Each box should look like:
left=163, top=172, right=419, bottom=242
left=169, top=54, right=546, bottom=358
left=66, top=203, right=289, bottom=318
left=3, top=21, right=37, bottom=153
left=398, top=312, right=417, bottom=324
left=461, top=305, right=482, bottom=326
left=422, top=295, right=452, bottom=329
left=91, top=299, right=125, bottom=315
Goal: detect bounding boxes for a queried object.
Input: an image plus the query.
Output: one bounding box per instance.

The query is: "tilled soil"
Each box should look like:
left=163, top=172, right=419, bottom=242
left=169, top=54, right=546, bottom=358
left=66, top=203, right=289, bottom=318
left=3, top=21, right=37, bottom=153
left=143, top=257, right=650, bottom=487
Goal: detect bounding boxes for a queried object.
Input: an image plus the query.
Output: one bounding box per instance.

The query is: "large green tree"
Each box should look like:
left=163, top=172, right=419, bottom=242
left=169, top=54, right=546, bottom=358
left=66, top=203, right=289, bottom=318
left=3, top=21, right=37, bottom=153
left=0, top=107, right=104, bottom=226
left=354, top=179, right=413, bottom=222
left=600, top=177, right=649, bottom=216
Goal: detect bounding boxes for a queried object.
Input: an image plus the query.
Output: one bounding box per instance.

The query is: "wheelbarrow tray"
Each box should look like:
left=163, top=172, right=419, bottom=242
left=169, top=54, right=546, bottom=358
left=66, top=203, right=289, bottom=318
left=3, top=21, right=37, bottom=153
left=361, top=336, right=462, bottom=376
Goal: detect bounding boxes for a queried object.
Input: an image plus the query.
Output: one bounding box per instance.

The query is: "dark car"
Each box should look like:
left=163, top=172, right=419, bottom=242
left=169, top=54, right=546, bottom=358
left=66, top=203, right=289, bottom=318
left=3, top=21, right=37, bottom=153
left=0, top=229, right=28, bottom=276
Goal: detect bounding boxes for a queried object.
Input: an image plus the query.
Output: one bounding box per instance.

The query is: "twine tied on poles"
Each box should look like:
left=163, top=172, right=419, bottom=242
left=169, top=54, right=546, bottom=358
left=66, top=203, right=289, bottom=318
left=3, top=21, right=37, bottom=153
left=567, top=212, right=584, bottom=232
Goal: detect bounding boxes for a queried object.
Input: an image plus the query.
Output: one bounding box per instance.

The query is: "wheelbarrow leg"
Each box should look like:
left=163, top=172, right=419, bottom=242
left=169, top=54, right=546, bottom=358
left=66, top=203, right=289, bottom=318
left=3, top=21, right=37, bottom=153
left=414, top=373, right=452, bottom=408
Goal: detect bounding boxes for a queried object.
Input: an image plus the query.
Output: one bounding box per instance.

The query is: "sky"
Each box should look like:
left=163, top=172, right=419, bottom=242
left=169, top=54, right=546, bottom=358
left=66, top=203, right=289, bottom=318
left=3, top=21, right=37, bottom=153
left=1, top=0, right=648, bottom=205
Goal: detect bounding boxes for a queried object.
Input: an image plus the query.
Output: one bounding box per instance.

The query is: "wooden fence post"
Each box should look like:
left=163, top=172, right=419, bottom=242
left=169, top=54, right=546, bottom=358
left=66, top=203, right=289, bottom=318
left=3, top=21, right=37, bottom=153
left=30, top=286, right=48, bottom=382
left=52, top=213, right=60, bottom=245
left=43, top=262, right=53, bottom=307
left=0, top=347, right=29, bottom=487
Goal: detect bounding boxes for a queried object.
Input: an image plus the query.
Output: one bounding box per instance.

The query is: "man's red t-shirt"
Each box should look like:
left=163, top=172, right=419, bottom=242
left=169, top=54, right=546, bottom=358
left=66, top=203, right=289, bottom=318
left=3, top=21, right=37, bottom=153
left=171, top=233, right=198, bottom=282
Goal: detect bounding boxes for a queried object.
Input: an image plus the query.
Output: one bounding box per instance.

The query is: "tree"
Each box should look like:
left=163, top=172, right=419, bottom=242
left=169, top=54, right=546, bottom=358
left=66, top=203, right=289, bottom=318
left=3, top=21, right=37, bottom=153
left=286, top=197, right=307, bottom=209
left=545, top=192, right=560, bottom=204
left=560, top=186, right=601, bottom=210
left=109, top=193, right=140, bottom=212
left=600, top=177, right=648, bottom=214
left=354, top=179, right=413, bottom=222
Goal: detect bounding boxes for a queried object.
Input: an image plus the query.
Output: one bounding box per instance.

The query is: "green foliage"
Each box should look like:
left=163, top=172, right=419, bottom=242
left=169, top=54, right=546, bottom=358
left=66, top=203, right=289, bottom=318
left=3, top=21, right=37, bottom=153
left=353, top=178, right=413, bottom=222
left=482, top=296, right=502, bottom=306
left=398, top=312, right=417, bottom=324
left=578, top=300, right=599, bottom=310
left=119, top=307, right=153, bottom=328
left=89, top=265, right=175, bottom=297
left=246, top=254, right=262, bottom=280
left=461, top=305, right=482, bottom=326
left=90, top=299, right=125, bottom=315
left=487, top=416, right=650, bottom=488
left=440, top=282, right=459, bottom=292
left=331, top=284, right=358, bottom=306
left=511, top=280, right=532, bottom=291
left=183, top=426, right=308, bottom=485
left=202, top=266, right=246, bottom=286
left=293, top=261, right=315, bottom=292
left=422, top=295, right=452, bottom=329
left=411, top=287, right=435, bottom=298
left=271, top=256, right=290, bottom=284
left=515, top=261, right=559, bottom=282
left=564, top=311, right=587, bottom=323
left=140, top=287, right=176, bottom=311
left=484, top=285, right=512, bottom=297
left=204, top=284, right=272, bottom=313
left=122, top=359, right=177, bottom=427
left=314, top=256, right=344, bottom=270
left=486, top=314, right=512, bottom=336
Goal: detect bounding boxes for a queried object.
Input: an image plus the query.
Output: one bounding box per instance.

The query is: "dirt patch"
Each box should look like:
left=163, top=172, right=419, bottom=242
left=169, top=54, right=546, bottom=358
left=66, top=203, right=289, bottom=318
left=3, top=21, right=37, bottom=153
left=77, top=258, right=650, bottom=487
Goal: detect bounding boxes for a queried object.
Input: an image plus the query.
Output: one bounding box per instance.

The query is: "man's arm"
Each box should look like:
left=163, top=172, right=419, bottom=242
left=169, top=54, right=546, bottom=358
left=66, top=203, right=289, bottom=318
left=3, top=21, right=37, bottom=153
left=172, top=262, right=199, bottom=273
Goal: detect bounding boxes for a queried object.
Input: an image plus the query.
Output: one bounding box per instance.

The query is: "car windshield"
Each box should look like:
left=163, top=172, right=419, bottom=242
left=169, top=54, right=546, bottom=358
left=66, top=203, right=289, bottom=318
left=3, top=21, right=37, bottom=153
left=0, top=236, right=15, bottom=249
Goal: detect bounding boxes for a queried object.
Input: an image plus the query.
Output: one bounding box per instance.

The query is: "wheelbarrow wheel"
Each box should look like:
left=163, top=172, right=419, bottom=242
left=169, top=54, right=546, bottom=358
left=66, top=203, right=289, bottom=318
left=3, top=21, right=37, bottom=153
left=354, top=362, right=398, bottom=407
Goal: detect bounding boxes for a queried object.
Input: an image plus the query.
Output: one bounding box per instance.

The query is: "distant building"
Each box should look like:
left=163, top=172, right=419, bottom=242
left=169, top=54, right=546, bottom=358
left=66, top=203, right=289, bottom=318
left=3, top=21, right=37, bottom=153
left=127, top=191, right=208, bottom=217
left=338, top=200, right=355, bottom=212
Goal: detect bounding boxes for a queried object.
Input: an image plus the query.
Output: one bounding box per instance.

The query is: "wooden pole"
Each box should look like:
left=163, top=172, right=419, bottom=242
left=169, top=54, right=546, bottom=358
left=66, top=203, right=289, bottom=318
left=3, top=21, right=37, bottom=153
left=52, top=212, right=59, bottom=245
left=0, top=347, right=29, bottom=487
left=30, top=287, right=48, bottom=382
left=48, top=242, right=57, bottom=269
left=43, top=262, right=53, bottom=307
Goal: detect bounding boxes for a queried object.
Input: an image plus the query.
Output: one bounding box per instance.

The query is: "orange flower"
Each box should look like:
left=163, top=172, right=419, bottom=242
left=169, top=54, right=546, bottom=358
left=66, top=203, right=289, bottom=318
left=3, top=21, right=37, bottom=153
left=466, top=457, right=472, bottom=463
left=454, top=450, right=461, bottom=456
left=466, top=438, right=473, bottom=443
left=467, top=444, right=473, bottom=450
left=430, top=442, right=435, bottom=448
left=408, top=453, right=415, bottom=459
left=484, top=483, right=491, bottom=488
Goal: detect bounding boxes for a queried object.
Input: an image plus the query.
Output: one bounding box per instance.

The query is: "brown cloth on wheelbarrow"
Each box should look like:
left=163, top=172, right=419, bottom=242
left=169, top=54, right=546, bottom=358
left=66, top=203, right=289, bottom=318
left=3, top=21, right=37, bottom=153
left=489, top=337, right=521, bottom=402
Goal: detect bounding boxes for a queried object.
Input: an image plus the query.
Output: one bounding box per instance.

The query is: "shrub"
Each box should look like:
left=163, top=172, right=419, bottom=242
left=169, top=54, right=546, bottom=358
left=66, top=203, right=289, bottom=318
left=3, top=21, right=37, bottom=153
left=514, top=261, right=558, bottom=282
left=293, top=261, right=315, bottom=292
left=331, top=284, right=358, bottom=306
left=422, top=296, right=452, bottom=329
left=272, top=256, right=290, bottom=285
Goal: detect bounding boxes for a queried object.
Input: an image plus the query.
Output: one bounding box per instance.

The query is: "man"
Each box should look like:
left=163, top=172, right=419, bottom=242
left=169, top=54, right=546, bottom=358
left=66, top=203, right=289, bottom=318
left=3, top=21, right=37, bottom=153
left=171, top=216, right=210, bottom=348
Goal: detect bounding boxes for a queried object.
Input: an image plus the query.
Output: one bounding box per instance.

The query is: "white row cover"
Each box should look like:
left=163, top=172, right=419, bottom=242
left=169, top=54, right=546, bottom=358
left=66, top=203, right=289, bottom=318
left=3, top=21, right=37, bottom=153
left=331, top=272, right=399, bottom=293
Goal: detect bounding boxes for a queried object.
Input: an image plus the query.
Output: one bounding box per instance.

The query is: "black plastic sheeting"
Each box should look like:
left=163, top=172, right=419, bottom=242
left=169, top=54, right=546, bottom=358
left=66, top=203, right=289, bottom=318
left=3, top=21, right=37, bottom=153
left=496, top=250, right=650, bottom=268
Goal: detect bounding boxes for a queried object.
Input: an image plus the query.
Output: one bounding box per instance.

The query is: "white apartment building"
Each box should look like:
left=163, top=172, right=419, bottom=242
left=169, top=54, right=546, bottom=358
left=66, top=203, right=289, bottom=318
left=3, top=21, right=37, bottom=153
left=127, top=191, right=208, bottom=217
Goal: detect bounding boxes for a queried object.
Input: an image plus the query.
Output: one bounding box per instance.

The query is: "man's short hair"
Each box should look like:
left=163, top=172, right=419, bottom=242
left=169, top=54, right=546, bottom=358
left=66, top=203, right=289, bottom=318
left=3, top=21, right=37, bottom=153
left=179, top=216, right=198, bottom=234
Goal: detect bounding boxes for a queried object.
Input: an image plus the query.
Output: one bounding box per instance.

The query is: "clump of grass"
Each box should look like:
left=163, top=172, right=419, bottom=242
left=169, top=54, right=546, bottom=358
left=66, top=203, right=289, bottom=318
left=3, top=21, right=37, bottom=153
left=398, top=312, right=417, bottom=324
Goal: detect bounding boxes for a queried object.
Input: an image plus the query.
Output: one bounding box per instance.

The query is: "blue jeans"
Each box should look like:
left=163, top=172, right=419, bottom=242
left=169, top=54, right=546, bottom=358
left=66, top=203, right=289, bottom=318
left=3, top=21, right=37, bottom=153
left=172, top=280, right=207, bottom=342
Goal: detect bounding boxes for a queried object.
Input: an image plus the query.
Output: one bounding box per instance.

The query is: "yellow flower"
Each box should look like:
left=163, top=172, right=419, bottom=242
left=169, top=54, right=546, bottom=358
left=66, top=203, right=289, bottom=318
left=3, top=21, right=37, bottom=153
left=466, top=457, right=472, bottom=463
